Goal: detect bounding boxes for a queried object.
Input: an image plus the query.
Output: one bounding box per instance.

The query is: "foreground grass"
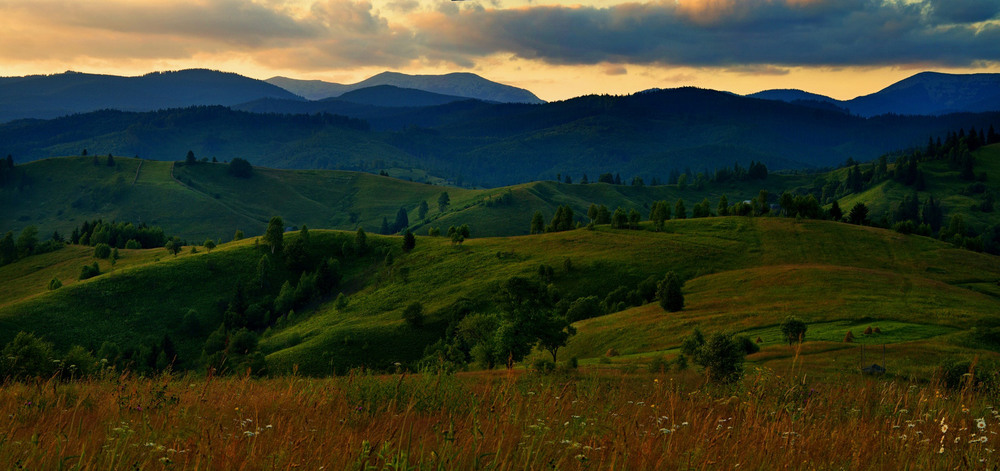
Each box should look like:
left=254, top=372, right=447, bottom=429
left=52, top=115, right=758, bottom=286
left=1, top=369, right=997, bottom=470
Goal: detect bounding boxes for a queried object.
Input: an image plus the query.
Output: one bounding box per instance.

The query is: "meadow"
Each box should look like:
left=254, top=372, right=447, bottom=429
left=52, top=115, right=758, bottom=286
left=1, top=364, right=998, bottom=470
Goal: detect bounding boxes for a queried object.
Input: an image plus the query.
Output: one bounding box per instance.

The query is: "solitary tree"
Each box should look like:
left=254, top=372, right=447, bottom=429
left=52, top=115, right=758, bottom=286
left=228, top=158, right=253, bottom=178
left=438, top=192, right=450, bottom=213
left=848, top=202, right=869, bottom=225
left=681, top=328, right=747, bottom=383
left=418, top=201, right=429, bottom=220
left=354, top=227, right=368, bottom=254
left=204, top=239, right=216, bottom=252
left=402, top=302, right=424, bottom=328
left=402, top=229, right=416, bottom=252
left=780, top=316, right=808, bottom=345
left=674, top=199, right=687, bottom=219
left=185, top=150, right=197, bottom=165
left=657, top=271, right=684, bottom=312
left=264, top=217, right=284, bottom=254
left=829, top=200, right=843, bottom=222
left=530, top=211, right=544, bottom=234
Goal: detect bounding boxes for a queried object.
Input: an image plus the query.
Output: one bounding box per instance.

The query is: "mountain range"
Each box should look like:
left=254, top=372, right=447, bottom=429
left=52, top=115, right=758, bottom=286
left=749, top=72, right=1000, bottom=117
left=0, top=69, right=302, bottom=123
left=266, top=71, right=545, bottom=104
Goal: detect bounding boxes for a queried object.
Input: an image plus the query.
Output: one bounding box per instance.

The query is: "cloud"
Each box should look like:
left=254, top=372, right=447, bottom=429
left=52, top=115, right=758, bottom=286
left=928, top=0, right=1000, bottom=24
left=411, top=0, right=1000, bottom=68
left=0, top=0, right=998, bottom=73
left=603, top=64, right=628, bottom=75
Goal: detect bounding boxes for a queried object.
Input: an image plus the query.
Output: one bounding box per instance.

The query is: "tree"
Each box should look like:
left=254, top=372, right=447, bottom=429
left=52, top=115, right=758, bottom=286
left=402, top=302, right=424, bottom=328
left=393, top=207, right=409, bottom=233
left=94, top=243, right=111, bottom=259
left=15, top=226, right=38, bottom=259
left=718, top=195, right=729, bottom=216
left=681, top=329, right=746, bottom=384
left=530, top=211, right=545, bottom=234
left=402, top=229, right=416, bottom=252
left=106, top=153, right=115, bottom=166
left=1, top=332, right=57, bottom=379
left=650, top=201, right=670, bottom=231
left=657, top=271, right=684, bottom=312
left=847, top=202, right=869, bottom=225
left=0, top=231, right=15, bottom=265
left=829, top=200, right=843, bottom=222
left=674, top=199, right=687, bottom=219
left=780, top=316, right=808, bottom=345
left=264, top=216, right=284, bottom=254
left=164, top=238, right=182, bottom=257
left=379, top=217, right=390, bottom=235
left=228, top=158, right=253, bottom=178
left=492, top=277, right=575, bottom=364
left=611, top=207, right=628, bottom=229
left=204, top=239, right=216, bottom=252
left=185, top=150, right=196, bottom=165
left=438, top=192, right=451, bottom=213
left=233, top=229, right=244, bottom=241
left=418, top=201, right=429, bottom=220
left=547, top=205, right=574, bottom=232
left=354, top=227, right=368, bottom=254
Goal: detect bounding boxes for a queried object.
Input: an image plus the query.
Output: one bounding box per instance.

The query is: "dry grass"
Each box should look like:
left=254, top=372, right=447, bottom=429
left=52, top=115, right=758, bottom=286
left=1, top=367, right=997, bottom=470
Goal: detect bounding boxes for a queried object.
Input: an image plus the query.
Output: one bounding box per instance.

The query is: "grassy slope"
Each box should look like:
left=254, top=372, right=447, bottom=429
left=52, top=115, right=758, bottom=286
left=3, top=214, right=999, bottom=377
left=262, top=218, right=1000, bottom=374
left=837, top=144, right=1000, bottom=231
left=2, top=156, right=814, bottom=241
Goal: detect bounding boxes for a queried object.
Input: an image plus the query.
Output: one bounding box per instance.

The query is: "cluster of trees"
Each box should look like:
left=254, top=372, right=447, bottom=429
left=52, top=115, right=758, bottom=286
left=423, top=276, right=577, bottom=370
left=0, top=331, right=183, bottom=380
left=70, top=219, right=168, bottom=249
left=380, top=207, right=410, bottom=235
left=555, top=162, right=768, bottom=190
left=0, top=226, right=64, bottom=267
left=228, top=157, right=253, bottom=178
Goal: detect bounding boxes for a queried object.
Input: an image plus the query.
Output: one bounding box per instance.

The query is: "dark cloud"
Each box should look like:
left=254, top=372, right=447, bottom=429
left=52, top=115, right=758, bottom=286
left=415, top=0, right=1000, bottom=68
left=1, top=0, right=998, bottom=72
left=928, top=0, right=1000, bottom=24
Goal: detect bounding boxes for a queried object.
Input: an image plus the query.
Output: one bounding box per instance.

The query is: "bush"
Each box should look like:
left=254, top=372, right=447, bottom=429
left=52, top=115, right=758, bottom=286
left=48, top=277, right=62, bottom=290
left=532, top=358, right=556, bottom=373
left=780, top=316, right=807, bottom=344
left=681, top=328, right=747, bottom=383
left=648, top=355, right=670, bottom=373
left=125, top=239, right=142, bottom=249
left=1, top=332, right=57, bottom=379
left=735, top=335, right=760, bottom=355
left=93, top=243, right=111, bottom=259
left=402, top=302, right=424, bottom=328
left=79, top=262, right=101, bottom=280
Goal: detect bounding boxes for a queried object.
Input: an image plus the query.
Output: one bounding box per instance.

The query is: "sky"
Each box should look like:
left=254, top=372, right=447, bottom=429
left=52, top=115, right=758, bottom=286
left=1, top=0, right=999, bottom=101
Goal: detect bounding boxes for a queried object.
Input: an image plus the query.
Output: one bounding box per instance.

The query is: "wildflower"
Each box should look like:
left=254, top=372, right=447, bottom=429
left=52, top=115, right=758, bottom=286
left=978, top=418, right=987, bottom=430
left=939, top=446, right=945, bottom=454
left=941, top=424, right=949, bottom=434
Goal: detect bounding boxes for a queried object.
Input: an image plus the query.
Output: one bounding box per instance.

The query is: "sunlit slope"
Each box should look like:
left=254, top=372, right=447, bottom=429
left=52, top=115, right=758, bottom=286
left=2, top=217, right=997, bottom=376
left=836, top=144, right=1000, bottom=231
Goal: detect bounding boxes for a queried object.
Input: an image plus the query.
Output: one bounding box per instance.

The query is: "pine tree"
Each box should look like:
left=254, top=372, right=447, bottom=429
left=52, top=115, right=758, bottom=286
left=530, top=211, right=545, bottom=234
left=402, top=229, right=416, bottom=252
left=264, top=217, right=284, bottom=254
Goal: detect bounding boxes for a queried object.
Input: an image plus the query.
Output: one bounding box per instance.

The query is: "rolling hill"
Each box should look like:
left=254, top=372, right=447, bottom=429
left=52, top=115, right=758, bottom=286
left=5, top=91, right=1000, bottom=187
left=1, top=216, right=998, bottom=378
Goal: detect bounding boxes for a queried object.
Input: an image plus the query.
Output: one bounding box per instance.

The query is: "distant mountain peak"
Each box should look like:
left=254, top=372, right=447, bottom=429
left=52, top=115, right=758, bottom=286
left=266, top=71, right=544, bottom=104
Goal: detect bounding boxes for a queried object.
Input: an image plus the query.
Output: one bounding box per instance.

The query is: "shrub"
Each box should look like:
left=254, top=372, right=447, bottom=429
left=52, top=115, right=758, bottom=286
left=648, top=355, right=670, bottom=373
left=533, top=358, right=556, bottom=373
left=125, top=239, right=142, bottom=249
left=402, top=302, right=424, bottom=328
left=48, top=277, right=62, bottom=290
left=79, top=262, right=101, bottom=280
left=93, top=243, right=111, bottom=259
left=780, top=316, right=808, bottom=344
left=1, top=332, right=57, bottom=379
left=681, top=328, right=747, bottom=383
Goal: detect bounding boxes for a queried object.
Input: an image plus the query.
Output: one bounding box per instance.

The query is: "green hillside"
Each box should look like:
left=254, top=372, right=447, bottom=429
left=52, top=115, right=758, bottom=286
left=1, top=155, right=807, bottom=241
left=2, top=217, right=998, bottom=378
